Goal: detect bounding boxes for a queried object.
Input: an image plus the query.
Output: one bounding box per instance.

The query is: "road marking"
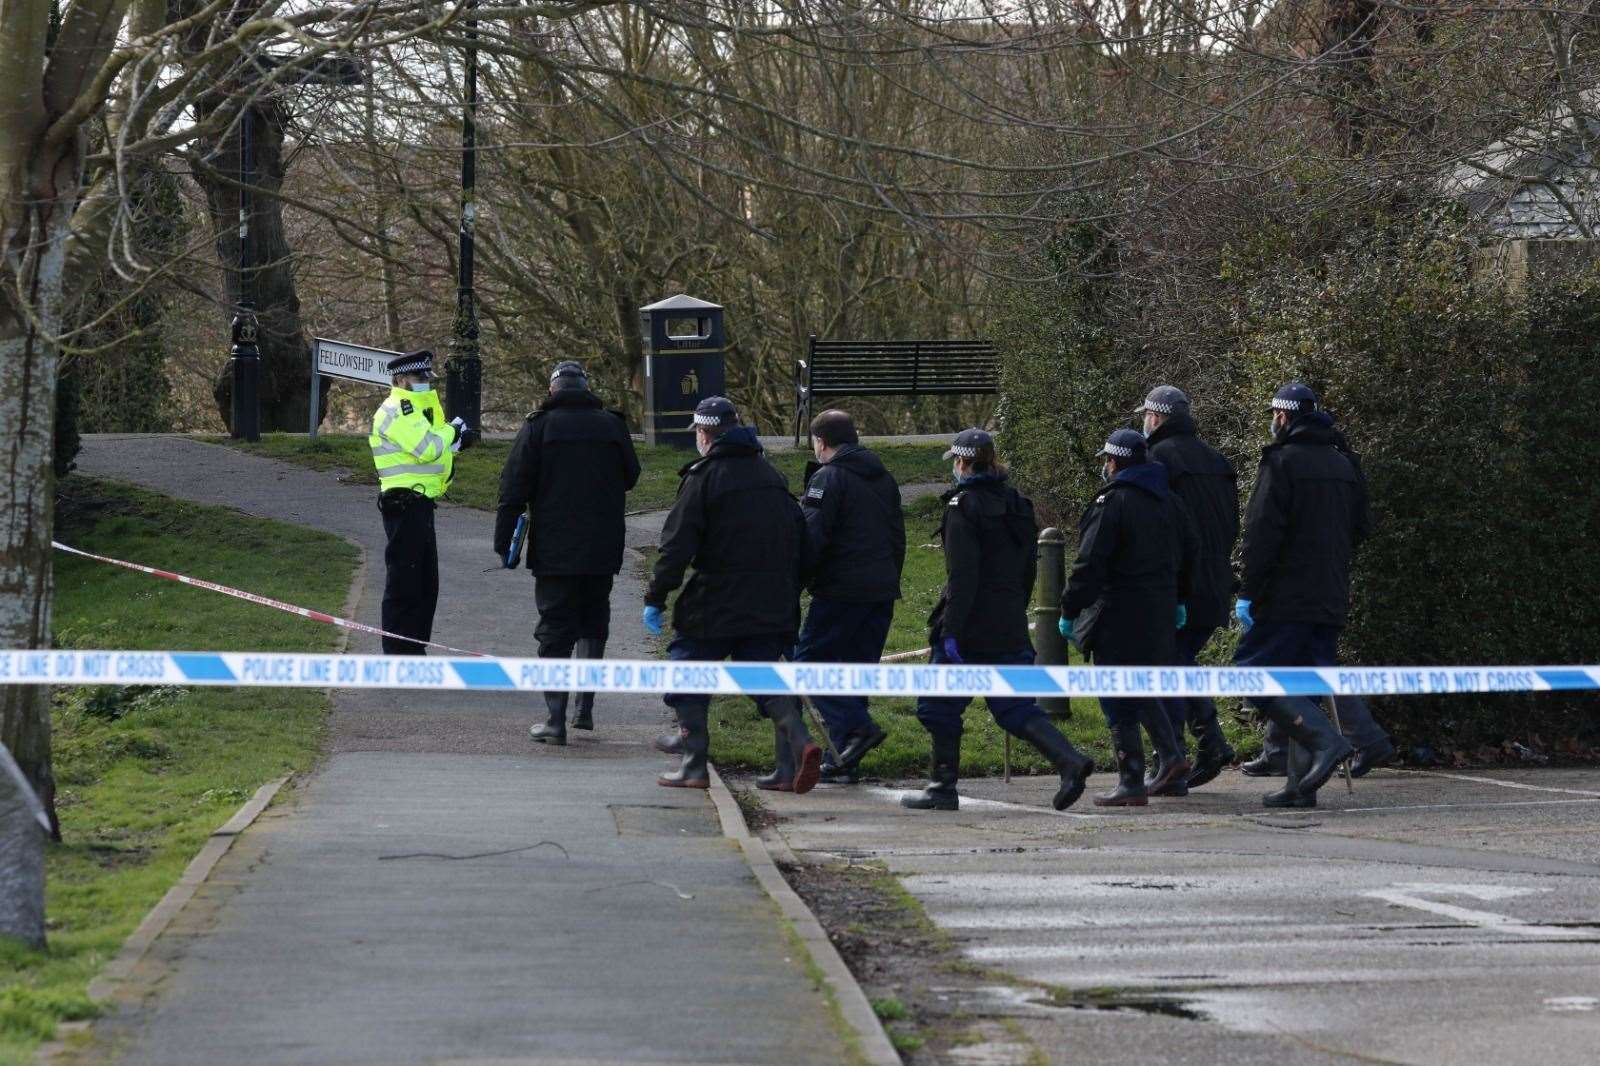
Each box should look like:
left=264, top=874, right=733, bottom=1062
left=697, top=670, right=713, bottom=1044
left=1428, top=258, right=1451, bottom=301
left=1362, top=883, right=1584, bottom=939
left=1397, top=768, right=1600, bottom=798
left=867, top=786, right=1108, bottom=820
left=1544, top=996, right=1599, bottom=1012
left=1327, top=798, right=1600, bottom=814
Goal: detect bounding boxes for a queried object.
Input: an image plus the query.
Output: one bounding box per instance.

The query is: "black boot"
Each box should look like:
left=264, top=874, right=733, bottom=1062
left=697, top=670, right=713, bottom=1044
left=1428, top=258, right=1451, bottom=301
left=1016, top=717, right=1093, bottom=811
left=818, top=753, right=861, bottom=785
left=835, top=719, right=888, bottom=772
left=755, top=720, right=796, bottom=792
left=1256, top=699, right=1353, bottom=806
left=1349, top=738, right=1396, bottom=778
left=901, top=734, right=960, bottom=811
left=1093, top=723, right=1148, bottom=807
left=1264, top=741, right=1316, bottom=808
left=767, top=698, right=823, bottom=795
left=1240, top=749, right=1286, bottom=776
left=1185, top=703, right=1235, bottom=790
left=653, top=723, right=686, bottom=755
left=1139, top=703, right=1190, bottom=795
left=658, top=705, right=709, bottom=789
left=570, top=638, right=604, bottom=730
left=530, top=691, right=567, bottom=746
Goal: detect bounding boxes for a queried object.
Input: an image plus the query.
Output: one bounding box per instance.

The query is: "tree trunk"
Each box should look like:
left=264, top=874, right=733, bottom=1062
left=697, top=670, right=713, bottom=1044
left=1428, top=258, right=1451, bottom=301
left=0, top=743, right=48, bottom=948
left=200, top=99, right=317, bottom=431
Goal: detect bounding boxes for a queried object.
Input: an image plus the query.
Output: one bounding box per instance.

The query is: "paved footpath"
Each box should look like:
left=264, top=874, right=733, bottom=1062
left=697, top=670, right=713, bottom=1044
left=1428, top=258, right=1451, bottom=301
left=760, top=762, right=1600, bottom=1065
left=75, top=435, right=846, bottom=1065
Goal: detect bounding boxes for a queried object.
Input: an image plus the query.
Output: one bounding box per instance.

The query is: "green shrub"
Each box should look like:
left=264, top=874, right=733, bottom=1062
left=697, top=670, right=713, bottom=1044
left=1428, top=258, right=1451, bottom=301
left=994, top=216, right=1600, bottom=750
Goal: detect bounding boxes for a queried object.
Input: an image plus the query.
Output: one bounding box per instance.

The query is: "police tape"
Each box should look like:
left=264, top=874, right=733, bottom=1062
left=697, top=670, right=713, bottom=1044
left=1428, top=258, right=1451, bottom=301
left=2, top=650, right=1596, bottom=699
left=52, top=541, right=488, bottom=657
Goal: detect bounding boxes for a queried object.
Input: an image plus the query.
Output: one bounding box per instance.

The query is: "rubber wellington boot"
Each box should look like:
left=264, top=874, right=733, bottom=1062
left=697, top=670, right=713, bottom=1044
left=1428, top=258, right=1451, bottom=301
left=1093, top=724, right=1148, bottom=807
left=1139, top=704, right=1191, bottom=796
left=570, top=638, right=604, bottom=730
left=530, top=691, right=568, bottom=746
left=768, top=698, right=823, bottom=795
left=901, top=734, right=961, bottom=810
left=818, top=754, right=861, bottom=785
left=1257, top=699, right=1353, bottom=806
left=1185, top=707, right=1236, bottom=790
left=1349, top=737, right=1396, bottom=778
left=1016, top=717, right=1093, bottom=810
left=1264, top=741, right=1317, bottom=808
left=1240, top=749, right=1286, bottom=777
left=755, top=722, right=796, bottom=792
left=658, top=705, right=710, bottom=789
left=653, top=711, right=686, bottom=755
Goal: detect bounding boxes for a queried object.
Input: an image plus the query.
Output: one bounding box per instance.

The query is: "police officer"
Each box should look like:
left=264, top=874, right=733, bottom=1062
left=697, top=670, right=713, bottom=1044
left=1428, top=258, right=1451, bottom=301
left=1059, top=428, right=1198, bottom=806
left=643, top=397, right=823, bottom=793
left=1138, top=386, right=1240, bottom=790
left=368, top=350, right=476, bottom=654
left=1234, top=383, right=1392, bottom=807
left=496, top=360, right=641, bottom=745
left=902, top=430, right=1094, bottom=812
left=792, top=409, right=906, bottom=787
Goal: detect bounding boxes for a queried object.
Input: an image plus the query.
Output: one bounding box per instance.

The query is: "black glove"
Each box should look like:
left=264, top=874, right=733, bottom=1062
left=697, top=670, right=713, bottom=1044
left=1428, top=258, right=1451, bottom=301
left=460, top=426, right=480, bottom=451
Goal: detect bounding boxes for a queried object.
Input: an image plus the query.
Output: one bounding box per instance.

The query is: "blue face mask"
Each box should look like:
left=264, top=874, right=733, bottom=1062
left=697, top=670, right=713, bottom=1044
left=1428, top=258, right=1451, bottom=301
left=409, top=382, right=433, bottom=394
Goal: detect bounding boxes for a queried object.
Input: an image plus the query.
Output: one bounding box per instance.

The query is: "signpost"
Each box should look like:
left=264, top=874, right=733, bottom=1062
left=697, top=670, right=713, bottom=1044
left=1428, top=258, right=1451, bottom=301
left=309, top=337, right=399, bottom=439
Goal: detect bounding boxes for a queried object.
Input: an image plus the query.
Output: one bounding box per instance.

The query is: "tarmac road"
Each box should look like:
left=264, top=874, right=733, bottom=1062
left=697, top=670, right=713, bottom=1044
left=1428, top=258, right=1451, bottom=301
left=764, top=762, right=1600, bottom=1065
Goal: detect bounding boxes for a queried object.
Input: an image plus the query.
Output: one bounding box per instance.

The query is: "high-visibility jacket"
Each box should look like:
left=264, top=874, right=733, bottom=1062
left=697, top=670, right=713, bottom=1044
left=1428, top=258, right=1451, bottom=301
left=369, top=386, right=456, bottom=498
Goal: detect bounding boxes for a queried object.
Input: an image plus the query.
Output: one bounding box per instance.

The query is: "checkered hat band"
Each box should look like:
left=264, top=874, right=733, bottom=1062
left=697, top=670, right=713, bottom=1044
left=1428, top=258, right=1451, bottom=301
left=948, top=444, right=978, bottom=458
left=390, top=358, right=430, bottom=375
left=693, top=413, right=726, bottom=426
left=1102, top=442, right=1135, bottom=457
left=1145, top=401, right=1175, bottom=414
left=1271, top=397, right=1306, bottom=411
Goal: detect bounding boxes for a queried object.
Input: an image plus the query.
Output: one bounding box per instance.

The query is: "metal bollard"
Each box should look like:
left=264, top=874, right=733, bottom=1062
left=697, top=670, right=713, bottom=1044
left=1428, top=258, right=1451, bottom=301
left=1031, top=527, right=1071, bottom=719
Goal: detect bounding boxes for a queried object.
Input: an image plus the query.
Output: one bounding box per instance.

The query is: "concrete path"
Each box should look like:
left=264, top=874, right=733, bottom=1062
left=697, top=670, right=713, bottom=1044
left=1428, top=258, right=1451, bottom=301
left=760, top=764, right=1600, bottom=1065
left=74, top=435, right=846, bottom=1064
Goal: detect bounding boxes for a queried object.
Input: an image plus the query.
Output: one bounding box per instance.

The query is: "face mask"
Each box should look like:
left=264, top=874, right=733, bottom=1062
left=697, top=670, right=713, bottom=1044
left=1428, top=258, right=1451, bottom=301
left=1100, top=463, right=1112, bottom=484
left=409, top=382, right=433, bottom=394
left=951, top=462, right=963, bottom=483
left=1141, top=414, right=1157, bottom=436
left=697, top=435, right=711, bottom=457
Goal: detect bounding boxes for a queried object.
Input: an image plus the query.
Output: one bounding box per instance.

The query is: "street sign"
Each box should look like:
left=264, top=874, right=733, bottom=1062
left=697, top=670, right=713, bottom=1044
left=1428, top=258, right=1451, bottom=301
left=309, top=337, right=398, bottom=439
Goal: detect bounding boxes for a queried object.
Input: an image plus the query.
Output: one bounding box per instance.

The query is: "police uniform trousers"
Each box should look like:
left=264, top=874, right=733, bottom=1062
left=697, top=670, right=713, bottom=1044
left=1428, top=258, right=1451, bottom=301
left=665, top=632, right=792, bottom=723
left=1159, top=622, right=1221, bottom=739
left=533, top=574, right=614, bottom=657
left=915, top=643, right=1050, bottom=740
left=1235, top=621, right=1390, bottom=756
left=379, top=492, right=438, bottom=655
left=793, top=597, right=895, bottom=752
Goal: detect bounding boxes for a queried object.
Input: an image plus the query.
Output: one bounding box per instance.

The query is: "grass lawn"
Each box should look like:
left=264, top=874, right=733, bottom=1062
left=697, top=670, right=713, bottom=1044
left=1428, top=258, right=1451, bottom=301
left=695, top=495, right=1262, bottom=778
left=0, top=478, right=358, bottom=1063
left=215, top=433, right=951, bottom=513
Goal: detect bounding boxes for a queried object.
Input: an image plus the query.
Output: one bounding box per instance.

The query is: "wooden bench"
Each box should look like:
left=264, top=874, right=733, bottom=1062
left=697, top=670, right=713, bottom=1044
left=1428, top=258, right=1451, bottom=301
left=793, top=335, right=999, bottom=444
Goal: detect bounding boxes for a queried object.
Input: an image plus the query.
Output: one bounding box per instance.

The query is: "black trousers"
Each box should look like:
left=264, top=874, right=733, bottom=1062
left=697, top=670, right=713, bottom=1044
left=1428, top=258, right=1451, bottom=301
left=533, top=574, right=614, bottom=656
left=380, top=495, right=438, bottom=655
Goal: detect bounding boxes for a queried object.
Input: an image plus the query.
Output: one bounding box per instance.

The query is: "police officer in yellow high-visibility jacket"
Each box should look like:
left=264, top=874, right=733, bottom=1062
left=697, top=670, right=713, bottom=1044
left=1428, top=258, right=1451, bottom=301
left=370, top=350, right=477, bottom=653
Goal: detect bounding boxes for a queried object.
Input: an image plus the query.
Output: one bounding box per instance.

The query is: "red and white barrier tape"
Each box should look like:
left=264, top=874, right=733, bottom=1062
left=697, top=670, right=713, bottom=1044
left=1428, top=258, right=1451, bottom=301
left=52, top=541, right=487, bottom=657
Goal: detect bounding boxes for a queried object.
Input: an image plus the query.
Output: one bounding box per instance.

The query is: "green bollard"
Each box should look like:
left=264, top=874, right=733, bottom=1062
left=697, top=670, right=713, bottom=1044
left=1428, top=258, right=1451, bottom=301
left=1032, top=527, right=1071, bottom=720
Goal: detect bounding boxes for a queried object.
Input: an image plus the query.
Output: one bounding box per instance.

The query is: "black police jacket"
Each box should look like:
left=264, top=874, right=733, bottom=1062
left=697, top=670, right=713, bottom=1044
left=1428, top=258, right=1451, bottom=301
left=1061, top=461, right=1199, bottom=666
left=1147, top=412, right=1239, bottom=631
left=646, top=428, right=805, bottom=640
left=1240, top=412, right=1372, bottom=627
left=800, top=444, right=906, bottom=603
left=928, top=475, right=1038, bottom=659
left=494, top=389, right=641, bottom=576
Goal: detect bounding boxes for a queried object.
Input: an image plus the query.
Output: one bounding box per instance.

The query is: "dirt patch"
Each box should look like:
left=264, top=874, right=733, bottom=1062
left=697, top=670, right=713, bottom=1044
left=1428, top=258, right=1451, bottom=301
left=726, top=777, right=782, bottom=832
left=780, top=859, right=1045, bottom=1064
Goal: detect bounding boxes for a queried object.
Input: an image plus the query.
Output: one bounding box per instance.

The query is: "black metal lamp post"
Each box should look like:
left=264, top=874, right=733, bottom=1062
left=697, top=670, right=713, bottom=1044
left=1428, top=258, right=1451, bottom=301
left=446, top=0, right=482, bottom=429
left=229, top=104, right=262, bottom=442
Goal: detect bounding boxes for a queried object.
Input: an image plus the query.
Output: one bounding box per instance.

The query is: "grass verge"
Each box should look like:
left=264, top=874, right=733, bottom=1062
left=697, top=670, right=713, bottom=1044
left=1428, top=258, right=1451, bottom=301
left=0, top=477, right=357, bottom=1063
left=214, top=433, right=950, bottom=512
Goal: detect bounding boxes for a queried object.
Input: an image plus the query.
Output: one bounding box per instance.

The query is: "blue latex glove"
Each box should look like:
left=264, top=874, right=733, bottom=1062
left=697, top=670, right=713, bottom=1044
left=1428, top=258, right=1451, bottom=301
left=1176, top=604, right=1188, bottom=630
left=941, top=636, right=963, bottom=663
left=1058, top=615, right=1074, bottom=641
left=642, top=605, right=664, bottom=636
left=1235, top=598, right=1253, bottom=631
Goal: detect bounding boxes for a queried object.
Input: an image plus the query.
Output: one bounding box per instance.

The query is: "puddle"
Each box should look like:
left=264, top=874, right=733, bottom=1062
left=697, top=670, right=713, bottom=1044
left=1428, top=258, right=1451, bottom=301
left=1545, top=996, right=1599, bottom=1012
left=1030, top=986, right=1212, bottom=1021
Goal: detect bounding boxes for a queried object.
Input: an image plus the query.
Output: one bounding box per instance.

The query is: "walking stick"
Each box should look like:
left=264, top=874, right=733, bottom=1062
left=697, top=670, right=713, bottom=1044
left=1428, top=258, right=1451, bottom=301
left=1327, top=695, right=1355, bottom=793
